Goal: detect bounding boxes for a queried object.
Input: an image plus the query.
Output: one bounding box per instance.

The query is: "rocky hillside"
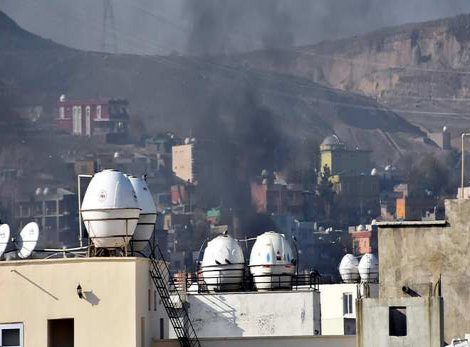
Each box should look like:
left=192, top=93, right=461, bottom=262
left=0, top=11, right=437, bottom=166
left=222, top=14, right=470, bottom=136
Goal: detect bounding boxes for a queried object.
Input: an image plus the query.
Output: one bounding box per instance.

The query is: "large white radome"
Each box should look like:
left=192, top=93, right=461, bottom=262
left=358, top=253, right=379, bottom=282
left=339, top=254, right=360, bottom=283
left=128, top=176, right=157, bottom=251
left=249, top=231, right=295, bottom=290
left=201, top=234, right=245, bottom=291
left=81, top=169, right=140, bottom=248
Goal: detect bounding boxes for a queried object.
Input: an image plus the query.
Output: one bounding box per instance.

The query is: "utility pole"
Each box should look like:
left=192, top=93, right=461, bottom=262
left=102, top=0, right=118, bottom=53
left=461, top=133, right=470, bottom=199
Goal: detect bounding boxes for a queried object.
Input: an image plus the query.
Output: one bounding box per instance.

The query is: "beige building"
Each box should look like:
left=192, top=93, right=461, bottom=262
left=172, top=144, right=194, bottom=183
left=0, top=256, right=359, bottom=347
left=0, top=257, right=167, bottom=347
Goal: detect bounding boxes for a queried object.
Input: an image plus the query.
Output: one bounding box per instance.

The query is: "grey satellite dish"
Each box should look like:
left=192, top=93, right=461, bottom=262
left=17, top=222, right=39, bottom=259
left=0, top=224, right=10, bottom=258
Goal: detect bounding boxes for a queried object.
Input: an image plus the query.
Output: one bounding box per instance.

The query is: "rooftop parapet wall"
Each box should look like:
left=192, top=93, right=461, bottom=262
left=377, top=198, right=470, bottom=342
left=183, top=290, right=321, bottom=338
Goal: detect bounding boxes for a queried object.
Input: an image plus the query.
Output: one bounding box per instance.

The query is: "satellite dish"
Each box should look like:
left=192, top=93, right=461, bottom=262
left=17, top=222, right=39, bottom=259
left=0, top=224, right=10, bottom=258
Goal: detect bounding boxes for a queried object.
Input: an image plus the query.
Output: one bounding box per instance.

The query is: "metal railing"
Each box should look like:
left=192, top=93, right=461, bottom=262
left=172, top=267, right=321, bottom=294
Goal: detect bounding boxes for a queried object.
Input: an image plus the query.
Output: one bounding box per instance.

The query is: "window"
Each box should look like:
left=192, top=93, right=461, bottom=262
left=141, top=317, right=145, bottom=347
left=154, top=290, right=157, bottom=311
left=96, top=105, right=102, bottom=120
left=343, top=293, right=353, bottom=315
left=160, top=318, right=164, bottom=339
left=389, top=307, right=407, bottom=336
left=0, top=323, right=23, bottom=347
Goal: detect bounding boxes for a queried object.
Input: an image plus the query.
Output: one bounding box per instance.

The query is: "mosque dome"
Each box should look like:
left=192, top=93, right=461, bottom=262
left=320, top=135, right=345, bottom=151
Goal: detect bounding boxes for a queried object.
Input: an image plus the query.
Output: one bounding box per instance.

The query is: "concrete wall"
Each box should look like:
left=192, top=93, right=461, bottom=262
left=377, top=199, right=470, bottom=342
left=171, top=144, right=193, bottom=183
left=180, top=290, right=321, bottom=338
left=153, top=335, right=355, bottom=347
left=0, top=257, right=160, bottom=347
left=319, top=283, right=379, bottom=335
left=356, top=297, right=443, bottom=347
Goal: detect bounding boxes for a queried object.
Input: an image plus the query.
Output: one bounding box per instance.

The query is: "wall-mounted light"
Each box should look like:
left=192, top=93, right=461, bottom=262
left=77, top=284, right=83, bottom=299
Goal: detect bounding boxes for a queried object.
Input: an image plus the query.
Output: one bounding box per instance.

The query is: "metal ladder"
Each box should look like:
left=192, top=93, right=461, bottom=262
left=149, top=246, right=201, bottom=347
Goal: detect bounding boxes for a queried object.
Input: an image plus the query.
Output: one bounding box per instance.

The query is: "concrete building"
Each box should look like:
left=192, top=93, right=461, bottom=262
left=349, top=224, right=377, bottom=256
left=0, top=257, right=167, bottom=347
left=319, top=135, right=379, bottom=219
left=15, top=188, right=78, bottom=247
left=319, top=283, right=379, bottom=336
left=55, top=95, right=129, bottom=142
left=355, top=199, right=470, bottom=346
left=394, top=183, right=439, bottom=221
left=428, top=126, right=451, bottom=150
left=0, top=257, right=357, bottom=347
left=172, top=143, right=194, bottom=184
left=250, top=174, right=304, bottom=217
left=320, top=135, right=371, bottom=177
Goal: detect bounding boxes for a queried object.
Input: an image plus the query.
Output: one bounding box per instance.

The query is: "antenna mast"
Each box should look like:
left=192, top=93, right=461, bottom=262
left=102, top=0, right=118, bottom=53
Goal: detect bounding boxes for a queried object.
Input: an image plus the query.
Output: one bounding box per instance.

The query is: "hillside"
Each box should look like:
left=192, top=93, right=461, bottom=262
left=0, top=11, right=437, bottom=166
left=221, top=13, right=470, bottom=136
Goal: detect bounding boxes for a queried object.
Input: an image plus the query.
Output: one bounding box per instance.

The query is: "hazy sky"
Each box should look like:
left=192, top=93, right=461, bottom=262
left=2, top=0, right=470, bottom=55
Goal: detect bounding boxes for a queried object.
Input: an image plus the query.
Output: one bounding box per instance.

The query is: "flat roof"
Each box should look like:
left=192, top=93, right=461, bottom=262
left=0, top=256, right=150, bottom=267
left=377, top=220, right=447, bottom=228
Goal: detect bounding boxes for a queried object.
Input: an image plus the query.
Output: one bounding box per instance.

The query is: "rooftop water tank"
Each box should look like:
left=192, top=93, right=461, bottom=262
left=358, top=253, right=379, bottom=282
left=128, top=176, right=157, bottom=252
left=249, top=231, right=295, bottom=291
left=81, top=169, right=140, bottom=249
left=201, top=234, right=244, bottom=292
left=339, top=254, right=360, bottom=283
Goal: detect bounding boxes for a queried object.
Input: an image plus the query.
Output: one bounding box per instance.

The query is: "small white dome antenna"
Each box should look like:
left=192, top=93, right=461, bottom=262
left=0, top=224, right=11, bottom=258
left=17, top=222, right=40, bottom=259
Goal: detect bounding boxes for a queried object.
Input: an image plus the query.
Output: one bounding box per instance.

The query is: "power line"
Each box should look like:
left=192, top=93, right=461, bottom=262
left=12, top=1, right=470, bottom=120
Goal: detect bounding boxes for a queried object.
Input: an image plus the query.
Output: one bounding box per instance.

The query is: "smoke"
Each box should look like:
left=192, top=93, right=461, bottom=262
left=2, top=0, right=470, bottom=55
left=185, top=0, right=297, bottom=55
left=192, top=80, right=290, bottom=208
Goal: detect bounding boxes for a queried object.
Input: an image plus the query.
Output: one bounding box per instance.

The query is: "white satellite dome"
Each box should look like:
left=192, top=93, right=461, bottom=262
left=0, top=224, right=10, bottom=258
left=357, top=224, right=366, bottom=231
left=339, top=254, right=360, bottom=283
left=358, top=253, right=379, bottom=282
left=81, top=169, right=140, bottom=248
left=201, top=234, right=245, bottom=291
left=128, top=176, right=157, bottom=251
left=59, top=94, right=66, bottom=102
left=17, top=222, right=40, bottom=259
left=371, top=168, right=378, bottom=176
left=249, top=231, right=295, bottom=291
